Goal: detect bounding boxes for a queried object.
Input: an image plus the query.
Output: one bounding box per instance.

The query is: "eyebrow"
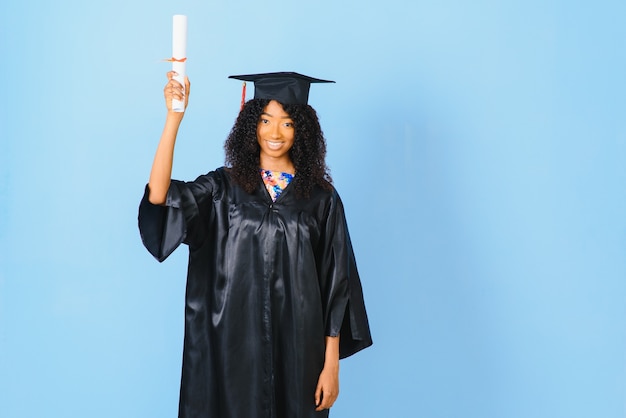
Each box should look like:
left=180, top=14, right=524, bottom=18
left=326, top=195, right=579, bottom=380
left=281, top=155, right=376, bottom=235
left=261, top=112, right=293, bottom=119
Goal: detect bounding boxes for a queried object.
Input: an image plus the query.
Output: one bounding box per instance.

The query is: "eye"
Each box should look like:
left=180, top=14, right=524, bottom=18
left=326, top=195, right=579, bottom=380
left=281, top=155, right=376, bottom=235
left=284, top=122, right=294, bottom=128
left=260, top=118, right=269, bottom=124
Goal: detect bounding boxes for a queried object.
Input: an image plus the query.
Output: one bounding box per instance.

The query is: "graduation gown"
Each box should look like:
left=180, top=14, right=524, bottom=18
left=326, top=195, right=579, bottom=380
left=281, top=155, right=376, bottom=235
left=138, top=167, right=372, bottom=418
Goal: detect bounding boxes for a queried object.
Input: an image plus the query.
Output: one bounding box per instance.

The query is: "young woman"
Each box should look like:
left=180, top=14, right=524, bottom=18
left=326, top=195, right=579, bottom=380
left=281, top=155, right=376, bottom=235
left=139, top=71, right=372, bottom=418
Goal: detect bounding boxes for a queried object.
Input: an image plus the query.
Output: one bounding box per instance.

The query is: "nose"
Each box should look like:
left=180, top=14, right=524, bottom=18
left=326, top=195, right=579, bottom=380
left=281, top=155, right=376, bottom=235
left=270, top=123, right=281, bottom=139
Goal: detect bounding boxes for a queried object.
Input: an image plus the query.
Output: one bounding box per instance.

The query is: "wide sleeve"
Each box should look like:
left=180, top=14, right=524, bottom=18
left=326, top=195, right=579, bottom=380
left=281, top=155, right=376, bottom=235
left=318, top=191, right=373, bottom=359
left=138, top=172, right=220, bottom=262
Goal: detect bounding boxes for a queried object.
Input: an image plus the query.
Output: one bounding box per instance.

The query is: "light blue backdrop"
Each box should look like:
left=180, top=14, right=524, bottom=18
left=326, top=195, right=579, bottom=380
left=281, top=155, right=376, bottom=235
left=1, top=1, right=625, bottom=417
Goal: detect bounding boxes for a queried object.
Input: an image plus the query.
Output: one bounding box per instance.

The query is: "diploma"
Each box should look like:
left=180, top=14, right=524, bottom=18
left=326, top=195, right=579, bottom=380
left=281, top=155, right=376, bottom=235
left=171, top=15, right=187, bottom=112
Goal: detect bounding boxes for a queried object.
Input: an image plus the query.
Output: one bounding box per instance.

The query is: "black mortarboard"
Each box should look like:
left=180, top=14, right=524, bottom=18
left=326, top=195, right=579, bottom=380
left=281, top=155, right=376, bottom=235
left=228, top=72, right=335, bottom=105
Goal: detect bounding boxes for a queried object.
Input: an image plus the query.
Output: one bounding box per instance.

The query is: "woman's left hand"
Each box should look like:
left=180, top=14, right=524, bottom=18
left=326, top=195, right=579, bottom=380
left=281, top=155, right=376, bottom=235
left=314, top=362, right=339, bottom=411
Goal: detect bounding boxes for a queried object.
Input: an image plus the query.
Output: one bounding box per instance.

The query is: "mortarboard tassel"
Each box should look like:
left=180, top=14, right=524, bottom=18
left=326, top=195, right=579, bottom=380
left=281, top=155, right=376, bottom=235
left=240, top=82, right=246, bottom=111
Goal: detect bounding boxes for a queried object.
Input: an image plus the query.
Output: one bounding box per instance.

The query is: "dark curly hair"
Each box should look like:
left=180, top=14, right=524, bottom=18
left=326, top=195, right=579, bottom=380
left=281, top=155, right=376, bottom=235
left=224, top=99, right=333, bottom=198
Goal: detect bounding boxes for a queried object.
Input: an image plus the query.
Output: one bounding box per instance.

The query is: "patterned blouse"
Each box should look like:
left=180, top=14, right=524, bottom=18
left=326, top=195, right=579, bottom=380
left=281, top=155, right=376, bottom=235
left=260, top=169, right=294, bottom=202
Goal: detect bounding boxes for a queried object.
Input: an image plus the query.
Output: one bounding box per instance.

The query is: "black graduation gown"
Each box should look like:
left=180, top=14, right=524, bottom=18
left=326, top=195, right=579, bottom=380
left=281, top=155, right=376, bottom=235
left=138, top=167, right=372, bottom=418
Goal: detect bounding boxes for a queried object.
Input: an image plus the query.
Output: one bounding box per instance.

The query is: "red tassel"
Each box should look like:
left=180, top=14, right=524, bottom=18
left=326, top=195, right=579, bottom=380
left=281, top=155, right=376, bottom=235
left=240, top=82, right=246, bottom=111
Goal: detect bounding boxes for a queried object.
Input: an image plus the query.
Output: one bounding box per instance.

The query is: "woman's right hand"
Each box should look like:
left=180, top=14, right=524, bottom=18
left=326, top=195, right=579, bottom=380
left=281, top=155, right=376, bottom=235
left=148, top=72, right=190, bottom=205
left=164, top=71, right=190, bottom=113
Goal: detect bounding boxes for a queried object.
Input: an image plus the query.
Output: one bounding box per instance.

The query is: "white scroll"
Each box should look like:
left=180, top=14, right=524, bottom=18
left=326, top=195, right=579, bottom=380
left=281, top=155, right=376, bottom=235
left=171, top=15, right=187, bottom=112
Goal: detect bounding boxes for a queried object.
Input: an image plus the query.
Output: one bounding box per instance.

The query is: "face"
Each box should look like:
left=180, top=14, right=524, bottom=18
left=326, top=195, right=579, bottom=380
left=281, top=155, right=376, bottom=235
left=257, top=100, right=295, bottom=167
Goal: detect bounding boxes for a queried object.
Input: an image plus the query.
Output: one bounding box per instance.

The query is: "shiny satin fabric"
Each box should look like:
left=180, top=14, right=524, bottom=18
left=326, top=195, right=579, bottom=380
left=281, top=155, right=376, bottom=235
left=138, top=167, right=372, bottom=418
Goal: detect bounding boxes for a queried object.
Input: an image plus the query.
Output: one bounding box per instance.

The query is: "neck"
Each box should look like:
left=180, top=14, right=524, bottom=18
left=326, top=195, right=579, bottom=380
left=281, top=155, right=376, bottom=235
left=259, top=156, right=295, bottom=174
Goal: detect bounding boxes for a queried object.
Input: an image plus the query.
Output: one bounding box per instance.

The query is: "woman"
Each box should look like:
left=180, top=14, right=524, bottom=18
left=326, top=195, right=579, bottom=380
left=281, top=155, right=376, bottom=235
left=139, top=71, right=372, bottom=418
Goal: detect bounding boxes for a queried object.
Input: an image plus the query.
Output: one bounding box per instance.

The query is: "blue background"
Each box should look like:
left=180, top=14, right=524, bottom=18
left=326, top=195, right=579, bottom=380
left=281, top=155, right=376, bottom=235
left=1, top=1, right=625, bottom=417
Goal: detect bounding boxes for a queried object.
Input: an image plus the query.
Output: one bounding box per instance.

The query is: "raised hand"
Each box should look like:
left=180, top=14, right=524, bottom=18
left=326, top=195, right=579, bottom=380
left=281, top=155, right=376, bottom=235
left=164, top=71, right=190, bottom=113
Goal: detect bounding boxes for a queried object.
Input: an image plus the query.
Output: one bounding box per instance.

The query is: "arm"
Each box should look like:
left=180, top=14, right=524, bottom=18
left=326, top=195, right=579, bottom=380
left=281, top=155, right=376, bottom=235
left=148, top=71, right=190, bottom=205
left=315, top=335, right=340, bottom=411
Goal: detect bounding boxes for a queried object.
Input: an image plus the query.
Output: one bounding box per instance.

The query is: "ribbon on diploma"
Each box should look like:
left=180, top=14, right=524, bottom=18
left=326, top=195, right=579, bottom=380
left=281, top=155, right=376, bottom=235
left=164, top=57, right=187, bottom=62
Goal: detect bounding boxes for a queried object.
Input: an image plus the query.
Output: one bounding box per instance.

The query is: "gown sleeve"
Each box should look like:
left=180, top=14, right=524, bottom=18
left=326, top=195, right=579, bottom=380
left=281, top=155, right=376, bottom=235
left=138, top=172, right=221, bottom=262
left=319, top=191, right=373, bottom=359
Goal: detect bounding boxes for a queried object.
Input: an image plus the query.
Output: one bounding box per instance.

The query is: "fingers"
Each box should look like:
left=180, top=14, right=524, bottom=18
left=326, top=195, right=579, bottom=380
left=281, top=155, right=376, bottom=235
left=184, top=76, right=190, bottom=107
left=314, top=385, right=338, bottom=411
left=314, top=367, right=339, bottom=411
left=316, top=393, right=337, bottom=411
left=164, top=76, right=184, bottom=93
left=163, top=72, right=190, bottom=113
left=163, top=72, right=188, bottom=108
left=314, top=383, right=321, bottom=409
left=166, top=72, right=189, bottom=88
left=164, top=85, right=185, bottom=102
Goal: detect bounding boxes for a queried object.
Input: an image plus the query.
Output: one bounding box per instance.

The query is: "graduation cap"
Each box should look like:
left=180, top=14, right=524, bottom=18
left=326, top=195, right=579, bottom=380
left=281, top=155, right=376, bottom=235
left=229, top=72, right=335, bottom=106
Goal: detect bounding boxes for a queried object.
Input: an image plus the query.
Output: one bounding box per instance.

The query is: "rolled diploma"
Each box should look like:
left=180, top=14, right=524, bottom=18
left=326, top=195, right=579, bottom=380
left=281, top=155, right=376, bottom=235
left=172, top=15, right=187, bottom=112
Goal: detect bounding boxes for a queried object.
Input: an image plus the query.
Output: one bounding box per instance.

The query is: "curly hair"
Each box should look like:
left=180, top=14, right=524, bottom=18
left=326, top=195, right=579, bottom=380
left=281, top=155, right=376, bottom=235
left=224, top=99, right=333, bottom=198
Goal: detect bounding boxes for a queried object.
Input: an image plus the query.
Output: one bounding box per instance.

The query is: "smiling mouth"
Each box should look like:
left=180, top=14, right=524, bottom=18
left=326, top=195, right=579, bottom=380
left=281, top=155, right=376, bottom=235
left=267, top=141, right=284, bottom=149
